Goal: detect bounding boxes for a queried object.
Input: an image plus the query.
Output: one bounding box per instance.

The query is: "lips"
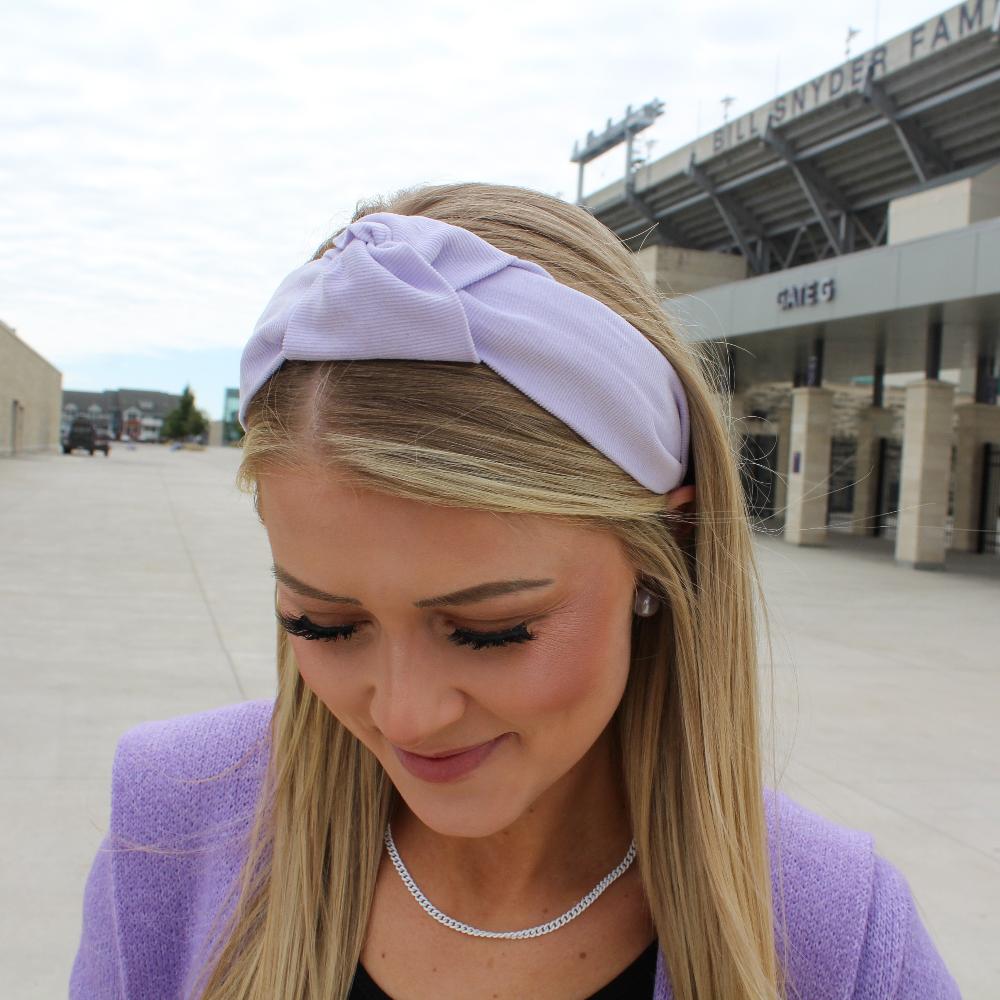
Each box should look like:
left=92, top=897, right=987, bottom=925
left=392, top=734, right=508, bottom=783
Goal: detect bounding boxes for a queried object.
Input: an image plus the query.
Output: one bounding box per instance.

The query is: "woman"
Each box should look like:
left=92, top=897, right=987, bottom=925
left=71, top=182, right=960, bottom=999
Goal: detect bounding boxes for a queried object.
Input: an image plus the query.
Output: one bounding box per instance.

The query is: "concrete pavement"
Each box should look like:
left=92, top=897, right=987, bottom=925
left=1, top=445, right=275, bottom=999
left=1, top=444, right=996, bottom=998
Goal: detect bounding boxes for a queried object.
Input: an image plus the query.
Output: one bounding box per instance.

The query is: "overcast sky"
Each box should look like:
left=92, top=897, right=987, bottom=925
left=2, top=0, right=953, bottom=418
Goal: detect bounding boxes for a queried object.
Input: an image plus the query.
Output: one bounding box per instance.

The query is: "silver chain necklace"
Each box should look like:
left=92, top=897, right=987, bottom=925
left=383, top=822, right=637, bottom=940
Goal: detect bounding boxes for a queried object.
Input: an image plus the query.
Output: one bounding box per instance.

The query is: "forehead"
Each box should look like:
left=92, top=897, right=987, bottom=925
left=257, top=467, right=626, bottom=584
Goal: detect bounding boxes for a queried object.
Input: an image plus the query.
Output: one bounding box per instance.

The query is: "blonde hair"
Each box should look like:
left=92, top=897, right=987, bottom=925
left=194, top=181, right=787, bottom=1000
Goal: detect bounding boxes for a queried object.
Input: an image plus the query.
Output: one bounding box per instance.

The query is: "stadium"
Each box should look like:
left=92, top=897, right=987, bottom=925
left=578, top=0, right=1000, bottom=567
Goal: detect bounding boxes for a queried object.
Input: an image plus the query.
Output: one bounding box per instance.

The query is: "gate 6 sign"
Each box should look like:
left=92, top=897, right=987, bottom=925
left=777, top=277, right=836, bottom=311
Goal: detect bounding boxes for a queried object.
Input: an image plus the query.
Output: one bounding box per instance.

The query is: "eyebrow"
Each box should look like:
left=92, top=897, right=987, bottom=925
left=271, top=565, right=554, bottom=608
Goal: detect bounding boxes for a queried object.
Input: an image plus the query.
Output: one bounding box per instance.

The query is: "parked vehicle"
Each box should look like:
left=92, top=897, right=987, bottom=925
left=62, top=417, right=111, bottom=456
left=95, top=428, right=112, bottom=455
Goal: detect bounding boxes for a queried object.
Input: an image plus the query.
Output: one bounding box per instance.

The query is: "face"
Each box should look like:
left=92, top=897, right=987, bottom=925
left=258, top=466, right=640, bottom=839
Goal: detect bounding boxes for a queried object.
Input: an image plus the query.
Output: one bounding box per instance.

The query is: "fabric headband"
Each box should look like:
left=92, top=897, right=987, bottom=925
left=238, top=211, right=690, bottom=494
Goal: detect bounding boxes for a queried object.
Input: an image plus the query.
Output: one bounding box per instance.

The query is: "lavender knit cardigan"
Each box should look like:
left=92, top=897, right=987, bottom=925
left=70, top=700, right=961, bottom=999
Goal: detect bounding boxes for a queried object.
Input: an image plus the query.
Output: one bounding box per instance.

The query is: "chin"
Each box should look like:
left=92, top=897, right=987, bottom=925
left=401, top=794, right=532, bottom=840
left=388, top=766, right=536, bottom=840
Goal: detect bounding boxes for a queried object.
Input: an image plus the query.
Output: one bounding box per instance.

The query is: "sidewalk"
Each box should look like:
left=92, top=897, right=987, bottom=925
left=1, top=445, right=996, bottom=998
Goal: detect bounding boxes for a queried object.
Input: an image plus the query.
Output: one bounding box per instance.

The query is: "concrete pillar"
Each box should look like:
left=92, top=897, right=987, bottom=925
left=950, top=403, right=1000, bottom=552
left=952, top=323, right=989, bottom=400
left=724, top=390, right=748, bottom=457
left=852, top=406, right=895, bottom=535
left=895, top=380, right=955, bottom=568
left=784, top=387, right=833, bottom=546
left=730, top=390, right=748, bottom=425
left=957, top=372, right=975, bottom=397
left=773, top=400, right=791, bottom=524
left=709, top=390, right=747, bottom=464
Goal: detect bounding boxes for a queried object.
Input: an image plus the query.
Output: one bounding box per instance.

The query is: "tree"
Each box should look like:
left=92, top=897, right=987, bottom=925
left=162, top=384, right=209, bottom=441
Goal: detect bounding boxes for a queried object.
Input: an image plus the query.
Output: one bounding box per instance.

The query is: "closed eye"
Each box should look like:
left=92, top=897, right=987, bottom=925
left=448, top=622, right=536, bottom=649
left=275, top=612, right=537, bottom=650
left=277, top=612, right=356, bottom=642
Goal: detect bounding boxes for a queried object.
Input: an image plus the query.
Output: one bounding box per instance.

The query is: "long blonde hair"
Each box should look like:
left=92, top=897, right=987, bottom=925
left=195, top=181, right=787, bottom=1000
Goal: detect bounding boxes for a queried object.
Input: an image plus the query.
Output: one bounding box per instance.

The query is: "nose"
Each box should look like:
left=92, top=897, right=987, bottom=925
left=367, top=639, right=467, bottom=751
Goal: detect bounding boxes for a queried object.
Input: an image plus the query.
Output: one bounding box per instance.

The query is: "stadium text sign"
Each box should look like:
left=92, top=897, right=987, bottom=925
left=710, top=0, right=993, bottom=156
left=777, top=278, right=836, bottom=311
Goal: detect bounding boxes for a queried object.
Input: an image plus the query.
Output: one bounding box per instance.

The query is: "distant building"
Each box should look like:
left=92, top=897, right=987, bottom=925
left=0, top=319, right=62, bottom=457
left=61, top=388, right=183, bottom=443
left=222, top=387, right=242, bottom=443
left=206, top=391, right=242, bottom=447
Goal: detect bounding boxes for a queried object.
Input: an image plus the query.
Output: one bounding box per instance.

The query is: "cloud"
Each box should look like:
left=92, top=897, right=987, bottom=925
left=2, top=0, right=952, bottom=395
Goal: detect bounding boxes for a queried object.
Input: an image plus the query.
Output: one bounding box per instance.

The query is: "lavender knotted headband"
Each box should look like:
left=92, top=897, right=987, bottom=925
left=239, top=211, right=690, bottom=494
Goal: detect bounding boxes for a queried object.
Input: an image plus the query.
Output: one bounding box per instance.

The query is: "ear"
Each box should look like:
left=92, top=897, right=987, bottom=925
left=664, top=484, right=695, bottom=511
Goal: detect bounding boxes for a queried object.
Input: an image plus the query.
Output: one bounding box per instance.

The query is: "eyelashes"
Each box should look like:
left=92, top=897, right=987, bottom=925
left=275, top=612, right=538, bottom=651
left=277, top=613, right=355, bottom=643
left=448, top=622, right=538, bottom=650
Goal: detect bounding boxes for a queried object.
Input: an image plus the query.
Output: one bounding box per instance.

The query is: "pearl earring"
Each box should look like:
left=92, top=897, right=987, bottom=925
left=633, top=586, right=660, bottom=618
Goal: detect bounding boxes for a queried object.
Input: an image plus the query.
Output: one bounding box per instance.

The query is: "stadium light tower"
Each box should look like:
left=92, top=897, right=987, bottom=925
left=721, top=95, right=736, bottom=122
left=570, top=99, right=665, bottom=206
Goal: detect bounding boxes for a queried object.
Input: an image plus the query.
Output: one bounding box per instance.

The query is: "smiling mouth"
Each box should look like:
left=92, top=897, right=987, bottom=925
left=398, top=739, right=497, bottom=759
left=391, top=734, right=510, bottom=783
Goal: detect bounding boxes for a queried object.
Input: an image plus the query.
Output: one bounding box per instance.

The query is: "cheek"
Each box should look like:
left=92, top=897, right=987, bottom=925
left=493, top=606, right=633, bottom=725
left=291, top=639, right=369, bottom=727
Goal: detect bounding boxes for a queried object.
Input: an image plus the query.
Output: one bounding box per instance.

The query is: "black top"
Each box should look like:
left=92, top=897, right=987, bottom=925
left=349, top=939, right=658, bottom=999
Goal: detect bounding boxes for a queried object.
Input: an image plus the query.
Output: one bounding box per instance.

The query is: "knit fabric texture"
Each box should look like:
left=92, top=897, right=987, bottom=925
left=70, top=700, right=961, bottom=999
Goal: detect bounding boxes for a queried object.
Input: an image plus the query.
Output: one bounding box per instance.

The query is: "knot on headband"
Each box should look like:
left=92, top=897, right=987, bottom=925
left=239, top=211, right=690, bottom=494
